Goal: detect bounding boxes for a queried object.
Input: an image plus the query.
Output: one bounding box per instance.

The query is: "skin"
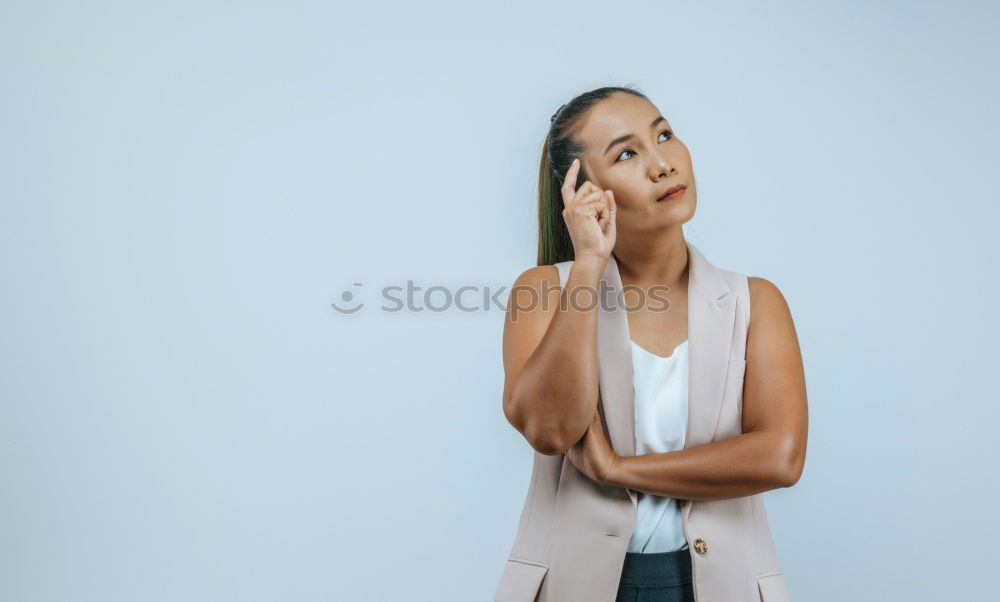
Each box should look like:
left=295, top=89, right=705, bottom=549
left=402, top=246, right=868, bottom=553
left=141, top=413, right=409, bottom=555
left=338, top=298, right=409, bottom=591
left=502, top=92, right=807, bottom=501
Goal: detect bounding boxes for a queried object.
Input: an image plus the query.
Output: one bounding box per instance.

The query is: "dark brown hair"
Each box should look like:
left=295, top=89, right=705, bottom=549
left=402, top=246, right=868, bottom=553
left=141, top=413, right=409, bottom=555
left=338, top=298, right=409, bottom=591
left=537, top=85, right=651, bottom=266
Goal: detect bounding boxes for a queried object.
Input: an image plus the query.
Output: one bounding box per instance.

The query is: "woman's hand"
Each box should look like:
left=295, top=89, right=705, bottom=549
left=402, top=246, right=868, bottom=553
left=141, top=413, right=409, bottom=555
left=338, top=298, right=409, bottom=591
left=561, top=158, right=617, bottom=263
left=564, top=409, right=620, bottom=485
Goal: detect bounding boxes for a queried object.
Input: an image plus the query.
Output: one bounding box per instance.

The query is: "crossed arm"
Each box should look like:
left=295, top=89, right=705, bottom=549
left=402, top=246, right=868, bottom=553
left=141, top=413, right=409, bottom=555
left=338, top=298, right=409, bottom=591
left=599, top=277, right=808, bottom=501
left=503, top=263, right=808, bottom=501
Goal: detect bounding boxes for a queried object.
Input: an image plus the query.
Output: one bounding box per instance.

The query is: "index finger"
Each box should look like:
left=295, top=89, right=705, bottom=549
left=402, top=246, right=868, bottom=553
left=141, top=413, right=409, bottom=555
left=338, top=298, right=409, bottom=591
left=560, top=158, right=581, bottom=203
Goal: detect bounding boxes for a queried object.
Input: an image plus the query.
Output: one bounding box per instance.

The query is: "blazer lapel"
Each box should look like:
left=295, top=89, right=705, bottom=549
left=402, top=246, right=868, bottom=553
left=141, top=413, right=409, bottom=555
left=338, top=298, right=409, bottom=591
left=685, top=241, right=736, bottom=450
left=683, top=242, right=735, bottom=521
left=595, top=253, right=636, bottom=458
left=596, top=241, right=735, bottom=515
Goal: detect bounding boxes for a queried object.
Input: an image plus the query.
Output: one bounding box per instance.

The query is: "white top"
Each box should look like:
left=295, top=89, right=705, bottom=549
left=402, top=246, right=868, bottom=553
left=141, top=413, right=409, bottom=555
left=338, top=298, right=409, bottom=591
left=626, top=338, right=690, bottom=554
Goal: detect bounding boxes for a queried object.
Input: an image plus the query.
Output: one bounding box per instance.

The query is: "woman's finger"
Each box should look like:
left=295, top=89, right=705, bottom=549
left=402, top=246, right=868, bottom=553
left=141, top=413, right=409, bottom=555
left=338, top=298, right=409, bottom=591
left=574, top=179, right=599, bottom=199
left=596, top=191, right=611, bottom=229
left=559, top=159, right=581, bottom=206
left=569, top=190, right=604, bottom=209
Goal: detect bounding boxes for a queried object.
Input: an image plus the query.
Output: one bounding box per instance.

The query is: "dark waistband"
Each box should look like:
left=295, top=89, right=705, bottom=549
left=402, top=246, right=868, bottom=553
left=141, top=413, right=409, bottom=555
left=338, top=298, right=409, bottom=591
left=619, top=547, right=692, bottom=587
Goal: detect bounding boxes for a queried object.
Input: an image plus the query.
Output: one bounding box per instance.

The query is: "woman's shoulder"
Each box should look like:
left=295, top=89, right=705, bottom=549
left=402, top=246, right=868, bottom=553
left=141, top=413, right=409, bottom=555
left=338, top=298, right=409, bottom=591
left=505, top=264, right=563, bottom=323
left=709, top=261, right=781, bottom=300
left=747, top=275, right=786, bottom=302
left=512, top=263, right=561, bottom=286
left=509, top=264, right=563, bottom=301
left=746, top=275, right=793, bottom=325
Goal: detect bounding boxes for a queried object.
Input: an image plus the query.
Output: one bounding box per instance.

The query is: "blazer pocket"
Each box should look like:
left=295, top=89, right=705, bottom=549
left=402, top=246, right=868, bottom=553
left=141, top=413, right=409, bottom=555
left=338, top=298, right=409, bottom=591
left=495, top=558, right=549, bottom=602
left=756, top=572, right=790, bottom=602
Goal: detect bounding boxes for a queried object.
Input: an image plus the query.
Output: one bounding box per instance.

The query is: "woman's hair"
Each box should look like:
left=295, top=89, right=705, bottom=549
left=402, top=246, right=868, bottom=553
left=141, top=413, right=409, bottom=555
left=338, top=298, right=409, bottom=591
left=537, top=85, right=651, bottom=266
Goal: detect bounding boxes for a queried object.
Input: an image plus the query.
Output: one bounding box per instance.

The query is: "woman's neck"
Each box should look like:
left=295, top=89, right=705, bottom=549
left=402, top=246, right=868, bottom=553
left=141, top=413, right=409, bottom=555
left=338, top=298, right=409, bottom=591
left=612, top=230, right=689, bottom=289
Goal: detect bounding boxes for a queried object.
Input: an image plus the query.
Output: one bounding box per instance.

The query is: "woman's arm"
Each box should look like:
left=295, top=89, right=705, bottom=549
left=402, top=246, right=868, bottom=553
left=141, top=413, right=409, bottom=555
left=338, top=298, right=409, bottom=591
left=502, top=256, right=609, bottom=456
left=603, top=276, right=808, bottom=500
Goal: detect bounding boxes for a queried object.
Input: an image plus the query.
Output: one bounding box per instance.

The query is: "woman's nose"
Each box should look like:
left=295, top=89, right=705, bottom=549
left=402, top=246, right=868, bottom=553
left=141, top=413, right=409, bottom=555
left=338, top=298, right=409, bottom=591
left=650, top=153, right=673, bottom=177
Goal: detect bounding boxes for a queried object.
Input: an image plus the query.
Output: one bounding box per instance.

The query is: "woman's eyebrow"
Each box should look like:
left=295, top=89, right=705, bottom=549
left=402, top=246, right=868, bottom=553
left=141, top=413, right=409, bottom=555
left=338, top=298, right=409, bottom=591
left=603, top=116, right=668, bottom=156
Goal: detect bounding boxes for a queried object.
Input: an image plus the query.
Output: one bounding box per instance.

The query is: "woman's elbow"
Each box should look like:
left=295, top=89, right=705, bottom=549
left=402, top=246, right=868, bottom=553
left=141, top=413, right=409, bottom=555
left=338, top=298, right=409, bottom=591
left=522, top=418, right=569, bottom=456
left=774, top=435, right=806, bottom=487
left=506, top=397, right=566, bottom=456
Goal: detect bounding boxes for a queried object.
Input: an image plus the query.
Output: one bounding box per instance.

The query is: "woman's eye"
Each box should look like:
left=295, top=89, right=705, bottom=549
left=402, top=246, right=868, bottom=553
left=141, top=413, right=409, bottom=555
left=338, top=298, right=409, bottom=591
left=616, top=149, right=636, bottom=162
left=614, top=130, right=673, bottom=162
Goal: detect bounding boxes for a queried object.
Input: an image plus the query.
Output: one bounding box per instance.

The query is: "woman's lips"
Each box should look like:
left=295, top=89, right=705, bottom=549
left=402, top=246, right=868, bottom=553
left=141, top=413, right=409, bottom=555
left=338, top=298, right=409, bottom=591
left=658, top=186, right=686, bottom=201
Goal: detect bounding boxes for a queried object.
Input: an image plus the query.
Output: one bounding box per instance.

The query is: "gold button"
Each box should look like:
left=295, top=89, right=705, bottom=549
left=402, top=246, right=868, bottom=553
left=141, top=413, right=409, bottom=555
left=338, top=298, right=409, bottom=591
left=693, top=538, right=708, bottom=555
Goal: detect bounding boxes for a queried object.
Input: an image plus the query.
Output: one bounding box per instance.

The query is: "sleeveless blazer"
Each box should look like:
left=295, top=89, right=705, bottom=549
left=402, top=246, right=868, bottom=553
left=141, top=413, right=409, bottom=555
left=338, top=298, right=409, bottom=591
left=494, top=240, right=790, bottom=602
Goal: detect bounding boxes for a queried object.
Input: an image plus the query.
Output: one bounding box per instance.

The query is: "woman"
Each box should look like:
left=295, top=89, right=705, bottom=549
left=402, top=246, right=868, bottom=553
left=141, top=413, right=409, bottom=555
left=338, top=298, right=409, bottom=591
left=496, top=86, right=808, bottom=602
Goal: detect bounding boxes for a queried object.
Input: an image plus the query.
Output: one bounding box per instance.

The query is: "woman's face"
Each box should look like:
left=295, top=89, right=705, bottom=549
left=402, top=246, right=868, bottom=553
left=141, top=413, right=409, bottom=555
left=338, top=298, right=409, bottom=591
left=576, top=93, right=696, bottom=234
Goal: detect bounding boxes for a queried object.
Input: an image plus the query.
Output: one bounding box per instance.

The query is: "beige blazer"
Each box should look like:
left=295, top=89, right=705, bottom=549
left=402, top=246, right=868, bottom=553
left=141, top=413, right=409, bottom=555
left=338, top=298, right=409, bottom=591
left=494, top=241, right=790, bottom=602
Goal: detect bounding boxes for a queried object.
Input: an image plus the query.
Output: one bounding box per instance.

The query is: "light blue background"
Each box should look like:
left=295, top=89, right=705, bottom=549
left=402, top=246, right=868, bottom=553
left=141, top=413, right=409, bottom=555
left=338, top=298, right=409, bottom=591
left=2, top=1, right=997, bottom=600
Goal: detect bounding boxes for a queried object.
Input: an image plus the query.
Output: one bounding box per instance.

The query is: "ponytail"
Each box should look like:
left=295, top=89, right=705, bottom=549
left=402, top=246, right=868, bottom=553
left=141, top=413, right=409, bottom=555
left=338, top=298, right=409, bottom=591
left=536, top=85, right=649, bottom=266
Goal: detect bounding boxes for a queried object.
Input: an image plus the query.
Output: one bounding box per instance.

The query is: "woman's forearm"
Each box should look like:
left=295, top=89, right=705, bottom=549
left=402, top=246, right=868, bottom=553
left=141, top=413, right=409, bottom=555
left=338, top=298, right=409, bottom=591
left=509, top=256, right=608, bottom=454
left=604, top=430, right=797, bottom=501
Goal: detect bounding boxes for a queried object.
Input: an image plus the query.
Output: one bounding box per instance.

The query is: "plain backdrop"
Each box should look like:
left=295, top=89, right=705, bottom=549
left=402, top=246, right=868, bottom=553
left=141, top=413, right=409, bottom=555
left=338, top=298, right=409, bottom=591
left=2, top=1, right=998, bottom=600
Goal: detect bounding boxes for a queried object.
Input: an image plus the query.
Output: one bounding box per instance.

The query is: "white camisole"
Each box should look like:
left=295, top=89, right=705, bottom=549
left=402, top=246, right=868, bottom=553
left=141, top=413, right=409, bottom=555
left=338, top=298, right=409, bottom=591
left=626, top=337, right=690, bottom=554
